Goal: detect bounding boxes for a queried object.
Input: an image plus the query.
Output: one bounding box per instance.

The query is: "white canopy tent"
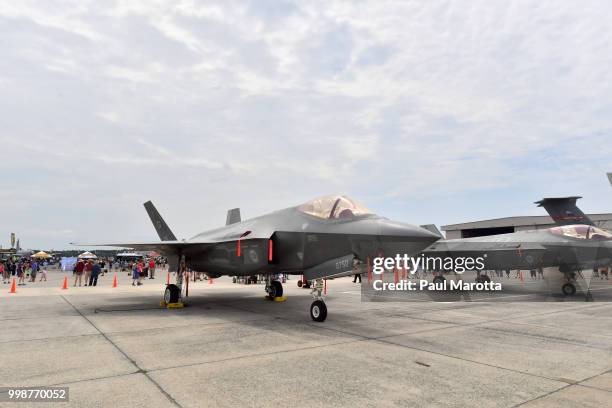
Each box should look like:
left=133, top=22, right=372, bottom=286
left=78, top=251, right=97, bottom=259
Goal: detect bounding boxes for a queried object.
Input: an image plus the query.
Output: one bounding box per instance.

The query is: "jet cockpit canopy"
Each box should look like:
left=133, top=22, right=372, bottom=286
left=298, top=195, right=373, bottom=220
left=549, top=225, right=612, bottom=241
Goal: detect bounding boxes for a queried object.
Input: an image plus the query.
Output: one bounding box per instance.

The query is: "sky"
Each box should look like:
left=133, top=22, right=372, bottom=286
left=1, top=0, right=611, bottom=250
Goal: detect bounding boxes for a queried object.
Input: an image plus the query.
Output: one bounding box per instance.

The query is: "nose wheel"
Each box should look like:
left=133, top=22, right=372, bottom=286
left=309, top=278, right=327, bottom=322
left=310, top=300, right=327, bottom=322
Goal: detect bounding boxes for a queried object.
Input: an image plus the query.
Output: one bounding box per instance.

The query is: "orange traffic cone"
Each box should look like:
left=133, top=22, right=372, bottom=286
left=209, top=276, right=213, bottom=284
left=9, top=278, right=16, bottom=293
left=62, top=276, right=68, bottom=290
left=112, top=274, right=118, bottom=288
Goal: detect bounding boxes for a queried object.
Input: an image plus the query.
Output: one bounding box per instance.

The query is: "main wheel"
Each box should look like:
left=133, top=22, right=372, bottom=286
left=297, top=280, right=303, bottom=288
left=164, top=284, right=180, bottom=303
left=310, top=300, right=327, bottom=322
left=269, top=280, right=283, bottom=298
left=562, top=283, right=576, bottom=296
left=476, top=275, right=491, bottom=283
left=433, top=276, right=445, bottom=285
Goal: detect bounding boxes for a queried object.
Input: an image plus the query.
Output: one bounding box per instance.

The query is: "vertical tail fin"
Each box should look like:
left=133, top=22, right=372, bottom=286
left=143, top=201, right=177, bottom=241
left=535, top=196, right=594, bottom=226
left=226, top=208, right=241, bottom=225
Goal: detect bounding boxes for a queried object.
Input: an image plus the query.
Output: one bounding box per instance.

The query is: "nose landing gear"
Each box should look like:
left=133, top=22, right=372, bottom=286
left=310, top=279, right=327, bottom=322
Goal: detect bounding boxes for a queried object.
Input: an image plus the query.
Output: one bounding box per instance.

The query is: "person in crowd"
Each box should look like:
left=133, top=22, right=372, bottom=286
left=39, top=265, right=48, bottom=282
left=601, top=265, right=609, bottom=280
left=0, top=261, right=7, bottom=284
left=30, top=260, right=38, bottom=282
left=16, top=261, right=25, bottom=285
left=132, top=263, right=140, bottom=286
left=351, top=258, right=362, bottom=283
left=148, top=258, right=156, bottom=279
left=89, top=261, right=101, bottom=286
left=74, top=259, right=85, bottom=287
left=83, top=260, right=93, bottom=286
left=137, top=260, right=145, bottom=285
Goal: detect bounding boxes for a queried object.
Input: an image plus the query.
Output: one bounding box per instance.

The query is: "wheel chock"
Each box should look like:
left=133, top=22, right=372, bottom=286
left=166, top=302, right=186, bottom=309
left=264, top=296, right=287, bottom=302
left=159, top=300, right=167, bottom=307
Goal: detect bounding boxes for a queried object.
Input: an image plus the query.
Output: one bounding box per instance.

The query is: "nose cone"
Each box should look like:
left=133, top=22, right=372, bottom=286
left=378, top=219, right=441, bottom=243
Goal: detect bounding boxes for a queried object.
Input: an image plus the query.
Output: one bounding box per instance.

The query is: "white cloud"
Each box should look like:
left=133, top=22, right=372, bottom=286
left=1, top=0, right=611, bottom=248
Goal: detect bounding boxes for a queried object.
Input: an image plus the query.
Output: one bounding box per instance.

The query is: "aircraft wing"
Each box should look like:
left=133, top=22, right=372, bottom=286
left=424, top=241, right=547, bottom=270
left=69, top=240, right=204, bottom=256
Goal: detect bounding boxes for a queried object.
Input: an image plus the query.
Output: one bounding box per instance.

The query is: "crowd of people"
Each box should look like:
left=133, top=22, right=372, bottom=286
left=1, top=255, right=167, bottom=287
left=1, top=258, right=49, bottom=285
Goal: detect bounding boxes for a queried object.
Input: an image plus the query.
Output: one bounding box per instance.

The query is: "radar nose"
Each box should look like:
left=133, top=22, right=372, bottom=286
left=379, top=220, right=441, bottom=243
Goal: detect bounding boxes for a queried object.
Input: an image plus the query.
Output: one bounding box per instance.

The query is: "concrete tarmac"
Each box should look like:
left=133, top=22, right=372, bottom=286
left=1, top=268, right=611, bottom=407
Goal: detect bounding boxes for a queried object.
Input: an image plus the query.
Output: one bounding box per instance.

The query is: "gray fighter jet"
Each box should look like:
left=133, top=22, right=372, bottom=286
left=78, top=195, right=439, bottom=321
left=425, top=222, right=612, bottom=296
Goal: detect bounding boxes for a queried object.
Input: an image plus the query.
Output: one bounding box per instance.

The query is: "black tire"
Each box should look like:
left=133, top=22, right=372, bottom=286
left=164, top=284, right=180, bottom=303
left=310, top=300, right=327, bottom=322
left=433, top=276, right=445, bottom=285
left=304, top=281, right=311, bottom=289
left=232, top=277, right=237, bottom=283
left=476, top=275, right=491, bottom=283
left=269, top=280, right=283, bottom=298
left=297, top=280, right=303, bottom=288
left=562, top=283, right=576, bottom=296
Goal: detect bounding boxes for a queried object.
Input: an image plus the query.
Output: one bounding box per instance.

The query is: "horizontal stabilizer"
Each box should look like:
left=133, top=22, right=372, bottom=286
left=226, top=208, right=241, bottom=225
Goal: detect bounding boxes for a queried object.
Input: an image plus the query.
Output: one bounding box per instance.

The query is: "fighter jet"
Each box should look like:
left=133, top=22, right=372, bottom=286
left=425, top=218, right=612, bottom=296
left=77, top=195, right=440, bottom=321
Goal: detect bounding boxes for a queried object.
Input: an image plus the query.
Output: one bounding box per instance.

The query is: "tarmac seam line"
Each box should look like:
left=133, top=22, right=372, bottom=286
left=509, top=367, right=612, bottom=407
left=60, top=295, right=184, bottom=408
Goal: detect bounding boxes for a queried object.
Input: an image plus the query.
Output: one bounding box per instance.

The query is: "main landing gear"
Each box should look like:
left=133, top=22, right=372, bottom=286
left=561, top=270, right=577, bottom=296
left=164, top=284, right=180, bottom=303
left=265, top=276, right=286, bottom=302
left=161, top=255, right=186, bottom=308
left=266, top=280, right=284, bottom=298
left=562, top=282, right=576, bottom=296
left=310, top=279, right=327, bottom=322
left=475, top=273, right=491, bottom=284
left=432, top=275, right=445, bottom=285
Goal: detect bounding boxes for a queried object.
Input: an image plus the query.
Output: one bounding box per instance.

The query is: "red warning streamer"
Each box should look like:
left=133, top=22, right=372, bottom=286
left=237, top=230, right=252, bottom=257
